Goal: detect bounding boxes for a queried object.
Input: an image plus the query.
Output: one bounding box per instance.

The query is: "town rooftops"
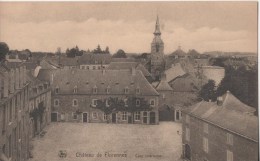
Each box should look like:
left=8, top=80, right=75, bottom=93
left=182, top=91, right=258, bottom=141
left=164, top=63, right=186, bottom=82
left=156, top=74, right=173, bottom=91
left=52, top=68, right=159, bottom=96
left=169, top=46, right=186, bottom=57
left=78, top=53, right=112, bottom=65
left=107, top=62, right=151, bottom=77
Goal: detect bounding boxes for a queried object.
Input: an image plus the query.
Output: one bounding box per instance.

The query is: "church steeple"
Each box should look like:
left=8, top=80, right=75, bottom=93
left=154, top=15, right=161, bottom=35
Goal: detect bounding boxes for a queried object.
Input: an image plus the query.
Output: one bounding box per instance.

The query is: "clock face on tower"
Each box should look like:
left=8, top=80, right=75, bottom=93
left=156, top=44, right=160, bottom=52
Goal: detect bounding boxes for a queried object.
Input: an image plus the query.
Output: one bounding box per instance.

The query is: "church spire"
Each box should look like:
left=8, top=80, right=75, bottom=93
left=154, top=15, right=161, bottom=35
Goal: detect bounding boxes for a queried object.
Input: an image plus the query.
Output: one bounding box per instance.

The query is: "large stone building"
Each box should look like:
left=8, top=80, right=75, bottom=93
left=150, top=16, right=165, bottom=81
left=27, top=73, right=51, bottom=139
left=181, top=91, right=258, bottom=161
left=43, top=68, right=159, bottom=124
left=0, top=63, right=30, bottom=161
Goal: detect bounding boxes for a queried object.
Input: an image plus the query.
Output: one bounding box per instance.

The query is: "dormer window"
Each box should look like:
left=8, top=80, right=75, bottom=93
left=55, top=86, right=59, bottom=94
left=106, top=86, right=110, bottom=94
left=93, top=86, right=97, bottom=94
left=136, top=87, right=140, bottom=94
left=73, top=86, right=78, bottom=93
left=124, top=87, right=129, bottom=94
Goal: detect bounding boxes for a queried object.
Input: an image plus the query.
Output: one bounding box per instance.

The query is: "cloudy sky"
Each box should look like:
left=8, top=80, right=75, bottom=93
left=0, top=2, right=257, bottom=54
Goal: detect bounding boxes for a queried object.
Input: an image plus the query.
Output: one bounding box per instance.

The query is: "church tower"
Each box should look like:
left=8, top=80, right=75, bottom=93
left=151, top=15, right=164, bottom=80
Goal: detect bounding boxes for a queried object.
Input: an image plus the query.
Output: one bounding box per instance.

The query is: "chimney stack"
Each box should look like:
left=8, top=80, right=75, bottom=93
left=131, top=67, right=136, bottom=76
left=3, top=71, right=9, bottom=97
left=217, top=96, right=223, bottom=106
left=15, top=67, right=20, bottom=89
left=9, top=69, right=14, bottom=93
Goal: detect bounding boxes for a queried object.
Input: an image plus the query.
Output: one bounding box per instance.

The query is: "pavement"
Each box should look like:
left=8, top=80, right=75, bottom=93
left=29, top=122, right=182, bottom=161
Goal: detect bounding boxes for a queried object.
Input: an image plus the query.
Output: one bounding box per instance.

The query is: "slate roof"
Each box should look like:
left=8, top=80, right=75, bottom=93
left=156, top=74, right=173, bottom=91
left=52, top=68, right=159, bottom=96
left=169, top=73, right=199, bottom=92
left=107, top=62, right=151, bottom=77
left=182, top=91, right=258, bottom=141
left=164, top=63, right=186, bottom=82
left=37, top=69, right=57, bottom=82
left=78, top=53, right=112, bottom=65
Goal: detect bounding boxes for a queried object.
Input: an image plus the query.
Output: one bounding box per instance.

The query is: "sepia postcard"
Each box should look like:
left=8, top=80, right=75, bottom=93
left=0, top=1, right=258, bottom=161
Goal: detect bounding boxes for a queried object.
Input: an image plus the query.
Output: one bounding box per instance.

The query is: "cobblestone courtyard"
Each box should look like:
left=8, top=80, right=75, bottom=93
left=30, top=122, right=182, bottom=161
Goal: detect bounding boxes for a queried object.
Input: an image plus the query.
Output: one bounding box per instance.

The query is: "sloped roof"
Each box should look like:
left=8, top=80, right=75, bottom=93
left=107, top=62, right=151, bottom=77
left=37, top=69, right=57, bottom=82
left=169, top=73, right=199, bottom=92
left=165, top=63, right=186, bottom=82
left=78, top=53, right=112, bottom=65
left=183, top=91, right=258, bottom=141
left=52, top=68, right=159, bottom=96
left=169, top=48, right=186, bottom=57
left=156, top=75, right=173, bottom=91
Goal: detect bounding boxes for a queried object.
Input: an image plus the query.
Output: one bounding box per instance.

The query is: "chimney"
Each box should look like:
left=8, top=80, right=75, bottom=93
left=15, top=67, right=20, bottom=89
left=19, top=66, right=23, bottom=87
left=9, top=69, right=14, bottom=93
left=217, top=96, right=223, bottom=106
left=3, top=71, right=9, bottom=97
left=23, top=66, right=26, bottom=84
left=131, top=67, right=136, bottom=76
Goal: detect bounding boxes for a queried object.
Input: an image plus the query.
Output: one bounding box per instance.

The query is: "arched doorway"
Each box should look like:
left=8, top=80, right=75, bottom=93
left=184, top=144, right=191, bottom=160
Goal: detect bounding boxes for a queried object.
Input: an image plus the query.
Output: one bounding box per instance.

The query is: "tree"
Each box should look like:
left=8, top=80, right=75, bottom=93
left=199, top=79, right=217, bottom=102
left=0, top=42, right=9, bottom=61
left=105, top=46, right=110, bottom=54
left=113, top=49, right=127, bottom=58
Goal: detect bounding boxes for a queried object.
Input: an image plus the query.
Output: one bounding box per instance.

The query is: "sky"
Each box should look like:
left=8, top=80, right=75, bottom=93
left=0, top=2, right=257, bottom=54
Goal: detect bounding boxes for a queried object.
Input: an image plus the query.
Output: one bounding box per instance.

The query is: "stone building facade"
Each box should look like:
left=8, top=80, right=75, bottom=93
left=49, top=68, right=160, bottom=124
left=0, top=63, right=30, bottom=161
left=27, top=73, right=51, bottom=139
left=181, top=91, right=258, bottom=161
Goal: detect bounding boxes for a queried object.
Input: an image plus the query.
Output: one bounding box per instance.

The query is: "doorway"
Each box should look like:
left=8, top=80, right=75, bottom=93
left=112, top=113, right=117, bottom=123
left=51, top=112, right=58, bottom=122
left=83, top=113, right=88, bottom=123
left=150, top=112, right=156, bottom=124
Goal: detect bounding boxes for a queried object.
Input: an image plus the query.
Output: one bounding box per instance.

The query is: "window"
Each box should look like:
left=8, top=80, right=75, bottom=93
left=86, top=66, right=89, bottom=70
left=124, top=99, right=128, bottom=107
left=134, top=112, right=140, bottom=121
left=227, top=133, right=233, bottom=145
left=203, top=123, right=208, bottom=134
left=150, top=99, right=155, bottom=106
left=81, top=66, right=85, bottom=69
left=55, top=87, right=59, bottom=94
left=54, top=99, right=59, bottom=106
left=106, top=100, right=110, bottom=107
left=106, top=86, right=110, bottom=94
left=72, top=99, right=78, bottom=107
left=73, top=86, right=78, bottom=93
left=203, top=137, right=209, bottom=153
left=185, top=127, right=190, bottom=141
left=136, top=88, right=140, bottom=94
left=93, top=66, right=96, bottom=70
left=186, top=115, right=190, bottom=124
left=93, top=86, right=97, bottom=94
left=72, top=113, right=77, bottom=120
left=92, top=112, right=98, bottom=120
left=124, top=87, right=129, bottom=94
left=227, top=150, right=233, bottom=161
left=92, top=99, right=98, bottom=107
left=122, top=112, right=127, bottom=121
left=136, top=99, right=140, bottom=106
left=103, top=113, right=108, bottom=121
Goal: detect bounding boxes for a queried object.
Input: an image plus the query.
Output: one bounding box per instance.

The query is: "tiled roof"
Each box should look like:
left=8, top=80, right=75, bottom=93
left=165, top=63, right=186, bottom=82
left=107, top=62, right=151, bottom=77
left=78, top=53, right=112, bottom=65
left=183, top=91, right=258, bottom=141
left=169, top=73, right=199, bottom=92
left=156, top=75, right=173, bottom=91
left=52, top=68, right=159, bottom=96
left=37, top=69, right=57, bottom=82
